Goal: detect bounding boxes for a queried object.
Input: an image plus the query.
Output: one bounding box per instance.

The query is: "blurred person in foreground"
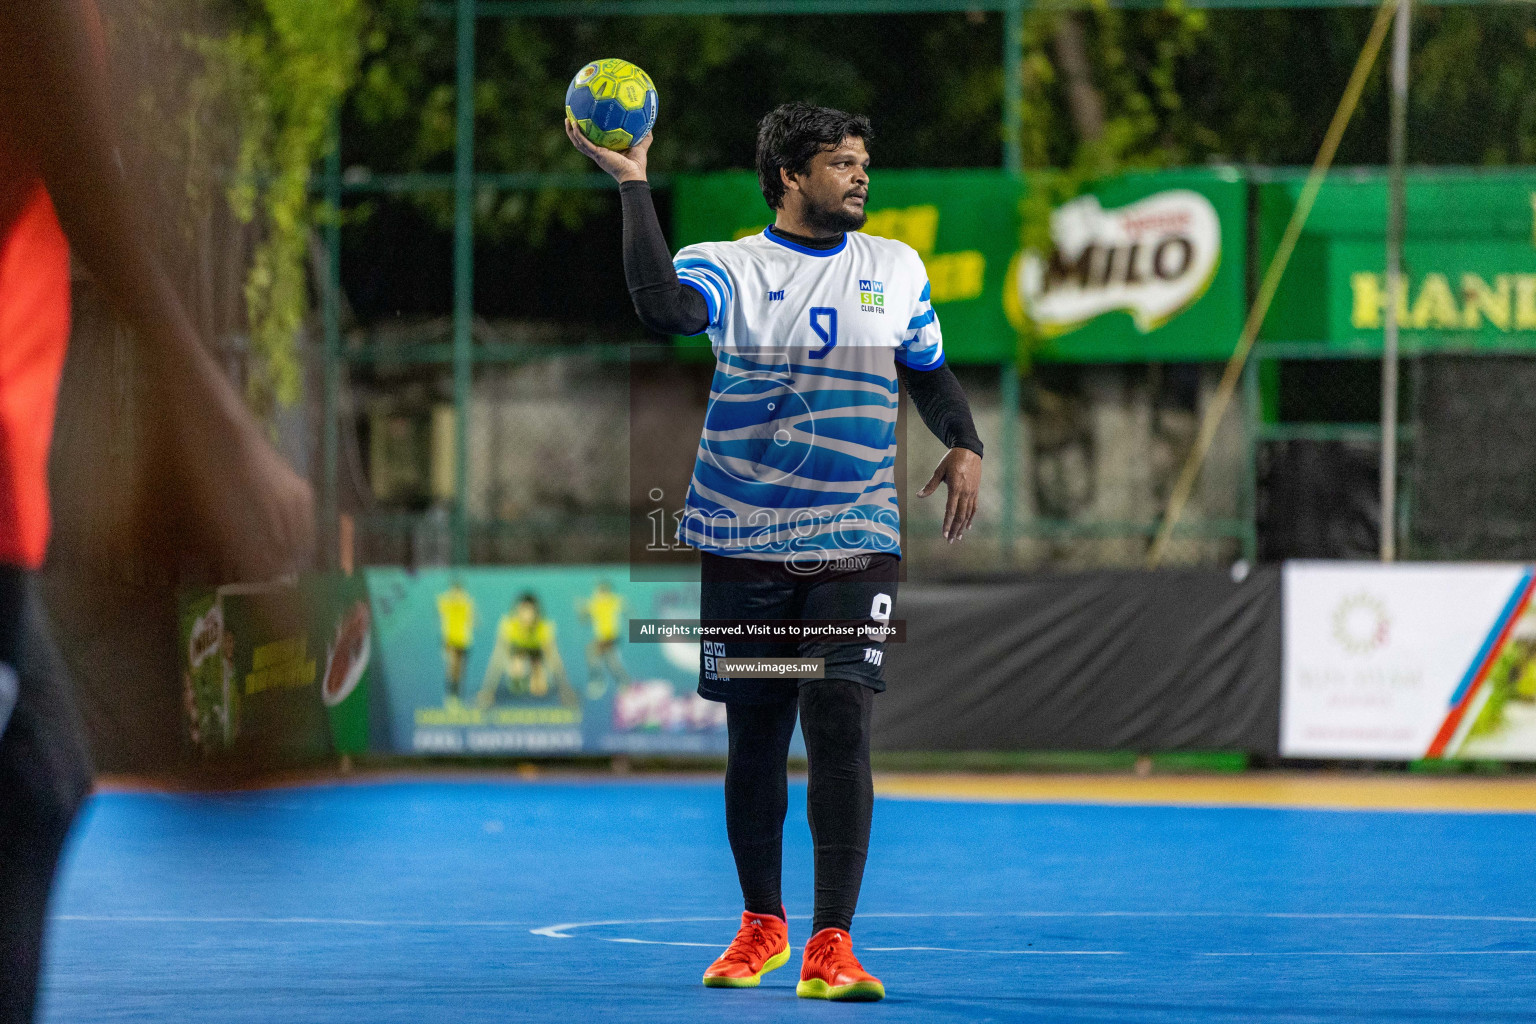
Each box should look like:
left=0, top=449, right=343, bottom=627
left=569, top=103, right=982, bottom=1001
left=0, top=2, right=314, bottom=1020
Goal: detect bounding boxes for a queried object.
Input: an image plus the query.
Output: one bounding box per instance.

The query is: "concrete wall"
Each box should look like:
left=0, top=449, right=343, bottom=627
left=363, top=352, right=1247, bottom=576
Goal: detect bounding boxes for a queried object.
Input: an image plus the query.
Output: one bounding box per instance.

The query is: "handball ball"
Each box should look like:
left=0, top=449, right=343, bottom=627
left=565, top=58, right=657, bottom=151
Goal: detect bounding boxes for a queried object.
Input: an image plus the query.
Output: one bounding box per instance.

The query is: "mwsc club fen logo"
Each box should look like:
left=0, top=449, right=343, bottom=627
left=858, top=279, right=885, bottom=314
left=1331, top=593, right=1390, bottom=655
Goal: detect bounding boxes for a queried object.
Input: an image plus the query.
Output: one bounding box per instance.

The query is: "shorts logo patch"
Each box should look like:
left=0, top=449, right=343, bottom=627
left=702, top=641, right=729, bottom=681
left=862, top=647, right=884, bottom=666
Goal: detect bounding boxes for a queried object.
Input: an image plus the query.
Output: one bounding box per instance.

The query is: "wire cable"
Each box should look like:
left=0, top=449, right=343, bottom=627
left=1146, top=0, right=1404, bottom=568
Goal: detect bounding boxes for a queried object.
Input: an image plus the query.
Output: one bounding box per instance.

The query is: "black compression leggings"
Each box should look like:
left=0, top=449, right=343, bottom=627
left=724, top=679, right=874, bottom=935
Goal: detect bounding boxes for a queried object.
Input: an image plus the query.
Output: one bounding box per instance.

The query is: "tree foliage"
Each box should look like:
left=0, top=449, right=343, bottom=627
left=107, top=2, right=1536, bottom=383
left=209, top=0, right=365, bottom=414
left=108, top=0, right=364, bottom=420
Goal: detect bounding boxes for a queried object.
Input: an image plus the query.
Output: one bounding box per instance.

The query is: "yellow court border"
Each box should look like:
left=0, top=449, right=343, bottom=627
left=874, top=772, right=1536, bottom=814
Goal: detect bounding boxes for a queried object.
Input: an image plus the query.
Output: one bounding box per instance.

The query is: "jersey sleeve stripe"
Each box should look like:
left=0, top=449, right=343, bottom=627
left=919, top=280, right=931, bottom=302
left=906, top=308, right=937, bottom=332
left=673, top=257, right=734, bottom=300
left=894, top=347, right=945, bottom=370
left=676, top=271, right=723, bottom=314
left=675, top=278, right=718, bottom=333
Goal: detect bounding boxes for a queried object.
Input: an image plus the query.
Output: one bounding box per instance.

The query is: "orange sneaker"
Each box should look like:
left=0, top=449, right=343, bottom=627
left=795, top=927, right=885, bottom=1001
left=701, top=910, right=791, bottom=988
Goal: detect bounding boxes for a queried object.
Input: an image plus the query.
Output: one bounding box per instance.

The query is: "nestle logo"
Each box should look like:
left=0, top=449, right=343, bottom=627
left=767, top=289, right=785, bottom=301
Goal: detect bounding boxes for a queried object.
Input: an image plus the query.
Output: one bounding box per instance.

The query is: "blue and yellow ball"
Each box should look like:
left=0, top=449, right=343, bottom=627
left=565, top=58, right=657, bottom=151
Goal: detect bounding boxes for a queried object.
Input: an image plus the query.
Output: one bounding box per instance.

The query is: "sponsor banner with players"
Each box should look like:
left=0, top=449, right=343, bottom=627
left=177, top=574, right=373, bottom=765
left=363, top=566, right=754, bottom=757
left=1282, top=562, right=1536, bottom=760
left=671, top=168, right=1248, bottom=364
left=1258, top=171, right=1536, bottom=353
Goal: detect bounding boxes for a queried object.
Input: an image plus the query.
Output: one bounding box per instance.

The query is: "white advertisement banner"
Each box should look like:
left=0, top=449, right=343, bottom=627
left=1282, top=562, right=1536, bottom=760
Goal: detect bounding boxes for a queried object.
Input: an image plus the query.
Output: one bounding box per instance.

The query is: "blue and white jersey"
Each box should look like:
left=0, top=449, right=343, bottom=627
left=673, top=227, right=943, bottom=562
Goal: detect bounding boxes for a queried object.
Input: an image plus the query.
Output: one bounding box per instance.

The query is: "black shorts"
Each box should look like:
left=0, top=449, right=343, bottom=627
left=698, top=551, right=898, bottom=705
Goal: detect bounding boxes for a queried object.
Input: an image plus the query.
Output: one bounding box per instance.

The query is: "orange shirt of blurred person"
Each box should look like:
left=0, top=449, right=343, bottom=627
left=0, top=0, right=107, bottom=569
left=0, top=147, right=71, bottom=570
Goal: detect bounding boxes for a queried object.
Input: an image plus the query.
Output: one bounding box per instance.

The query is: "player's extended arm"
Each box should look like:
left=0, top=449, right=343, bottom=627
left=0, top=0, right=314, bottom=578
left=563, top=120, right=708, bottom=336
left=901, top=364, right=983, bottom=543
left=620, top=181, right=710, bottom=335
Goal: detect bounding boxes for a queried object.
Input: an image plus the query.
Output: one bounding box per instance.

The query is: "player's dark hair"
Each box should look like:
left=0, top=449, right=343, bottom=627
left=517, top=592, right=539, bottom=610
left=756, top=103, right=873, bottom=210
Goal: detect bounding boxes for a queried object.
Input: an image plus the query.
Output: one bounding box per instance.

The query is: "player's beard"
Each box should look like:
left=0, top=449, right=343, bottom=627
left=802, top=189, right=868, bottom=235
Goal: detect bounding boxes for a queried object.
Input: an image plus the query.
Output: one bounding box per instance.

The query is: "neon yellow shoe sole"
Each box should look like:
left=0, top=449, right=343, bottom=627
left=795, top=977, right=886, bottom=1001
left=702, top=945, right=790, bottom=988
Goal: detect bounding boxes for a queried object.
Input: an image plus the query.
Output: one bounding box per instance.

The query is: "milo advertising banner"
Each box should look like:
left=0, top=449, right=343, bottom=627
left=178, top=574, right=373, bottom=765
left=1008, top=169, right=1248, bottom=362
left=364, top=566, right=738, bottom=757
left=671, top=168, right=1247, bottom=364
left=1259, top=171, right=1536, bottom=352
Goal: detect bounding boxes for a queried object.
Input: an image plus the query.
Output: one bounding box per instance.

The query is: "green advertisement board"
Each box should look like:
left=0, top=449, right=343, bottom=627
left=1014, top=169, right=1248, bottom=363
left=178, top=574, right=373, bottom=764
left=1258, top=171, right=1536, bottom=352
left=670, top=167, right=1248, bottom=364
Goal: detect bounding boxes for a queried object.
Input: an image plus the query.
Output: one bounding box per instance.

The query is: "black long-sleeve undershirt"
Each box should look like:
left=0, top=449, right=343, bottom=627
left=619, top=179, right=983, bottom=459
left=621, top=179, right=710, bottom=335
left=899, top=363, right=983, bottom=459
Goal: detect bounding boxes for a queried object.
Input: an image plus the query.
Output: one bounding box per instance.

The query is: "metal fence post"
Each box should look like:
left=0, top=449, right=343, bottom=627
left=452, top=0, right=476, bottom=565
left=1242, top=355, right=1260, bottom=564
left=1380, top=0, right=1410, bottom=562
left=999, top=362, right=1020, bottom=561
left=322, top=115, right=342, bottom=570
left=1003, top=0, right=1023, bottom=175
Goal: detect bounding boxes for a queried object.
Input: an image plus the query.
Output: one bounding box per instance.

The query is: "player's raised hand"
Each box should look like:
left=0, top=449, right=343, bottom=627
left=918, top=448, right=981, bottom=543
left=565, top=117, right=652, bottom=184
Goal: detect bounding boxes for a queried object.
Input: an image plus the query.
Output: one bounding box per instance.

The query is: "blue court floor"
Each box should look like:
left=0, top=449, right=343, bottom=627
left=40, top=778, right=1536, bottom=1023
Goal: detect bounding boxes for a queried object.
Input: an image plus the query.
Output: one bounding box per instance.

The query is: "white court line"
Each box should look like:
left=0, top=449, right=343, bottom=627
left=530, top=910, right=1536, bottom=959
left=608, top=938, right=720, bottom=947
left=531, top=910, right=1536, bottom=938
left=532, top=916, right=740, bottom=938
left=864, top=946, right=1124, bottom=955
left=56, top=910, right=1536, bottom=930
left=57, top=909, right=1536, bottom=962
left=1203, top=950, right=1536, bottom=957
left=55, top=915, right=531, bottom=928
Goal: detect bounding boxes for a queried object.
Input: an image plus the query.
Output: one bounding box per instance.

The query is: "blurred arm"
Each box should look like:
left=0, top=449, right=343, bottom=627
left=0, top=0, right=314, bottom=577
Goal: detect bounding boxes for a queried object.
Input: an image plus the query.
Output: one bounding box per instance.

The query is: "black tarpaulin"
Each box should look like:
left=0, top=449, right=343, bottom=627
left=875, top=567, right=1281, bottom=755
